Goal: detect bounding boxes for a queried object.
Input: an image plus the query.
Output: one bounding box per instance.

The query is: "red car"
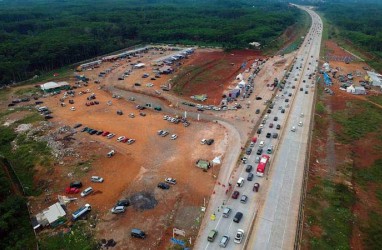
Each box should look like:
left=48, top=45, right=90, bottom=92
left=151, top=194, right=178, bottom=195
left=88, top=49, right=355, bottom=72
left=65, top=187, right=79, bottom=194
left=85, top=102, right=90, bottom=106
left=102, top=131, right=110, bottom=136
left=269, top=123, right=274, bottom=128
left=232, top=191, right=240, bottom=199
left=121, top=138, right=129, bottom=143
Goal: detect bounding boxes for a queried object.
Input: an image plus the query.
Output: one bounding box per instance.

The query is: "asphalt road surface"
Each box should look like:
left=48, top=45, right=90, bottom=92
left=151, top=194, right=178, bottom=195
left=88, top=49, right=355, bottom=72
left=194, top=5, right=322, bottom=250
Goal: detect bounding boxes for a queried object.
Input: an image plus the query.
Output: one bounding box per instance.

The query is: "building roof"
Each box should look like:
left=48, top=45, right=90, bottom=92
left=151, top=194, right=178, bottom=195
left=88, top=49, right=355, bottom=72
left=43, top=202, right=66, bottom=224
left=367, top=71, right=382, bottom=86
left=40, top=81, right=69, bottom=91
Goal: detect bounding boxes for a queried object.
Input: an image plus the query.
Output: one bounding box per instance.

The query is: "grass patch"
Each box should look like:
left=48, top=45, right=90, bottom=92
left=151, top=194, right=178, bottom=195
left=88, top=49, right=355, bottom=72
left=362, top=212, right=382, bottom=250
left=305, top=180, right=355, bottom=250
left=354, top=159, right=382, bottom=186
left=39, top=223, right=97, bottom=250
left=14, top=87, right=41, bottom=97
left=375, top=188, right=382, bottom=204
left=332, top=101, right=382, bottom=143
left=15, top=112, right=43, bottom=124
left=0, top=88, right=12, bottom=101
left=316, top=101, right=326, bottom=115
left=0, top=126, right=52, bottom=196
left=367, top=95, right=382, bottom=107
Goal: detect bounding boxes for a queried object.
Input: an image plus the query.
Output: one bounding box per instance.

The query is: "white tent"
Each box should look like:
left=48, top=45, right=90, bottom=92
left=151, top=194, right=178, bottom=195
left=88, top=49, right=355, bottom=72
left=236, top=73, right=243, bottom=81
left=346, top=85, right=355, bottom=93
left=212, top=156, right=221, bottom=165
left=238, top=80, right=246, bottom=88
left=134, top=63, right=145, bottom=68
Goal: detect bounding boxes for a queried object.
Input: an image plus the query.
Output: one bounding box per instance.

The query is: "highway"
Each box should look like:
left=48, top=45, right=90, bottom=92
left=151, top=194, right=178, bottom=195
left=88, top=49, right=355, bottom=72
left=194, top=5, right=322, bottom=250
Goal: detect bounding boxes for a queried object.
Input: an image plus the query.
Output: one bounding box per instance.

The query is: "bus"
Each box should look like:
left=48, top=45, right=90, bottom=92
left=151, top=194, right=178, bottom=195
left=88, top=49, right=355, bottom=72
left=256, top=155, right=270, bottom=177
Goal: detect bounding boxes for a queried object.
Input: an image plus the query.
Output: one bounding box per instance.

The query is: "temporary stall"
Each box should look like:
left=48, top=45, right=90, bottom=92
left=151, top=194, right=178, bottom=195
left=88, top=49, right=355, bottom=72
left=354, top=86, right=366, bottom=95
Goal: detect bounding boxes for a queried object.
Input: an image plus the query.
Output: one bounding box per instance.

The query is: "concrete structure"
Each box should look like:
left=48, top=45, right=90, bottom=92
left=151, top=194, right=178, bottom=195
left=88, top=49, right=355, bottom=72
left=40, top=81, right=70, bottom=93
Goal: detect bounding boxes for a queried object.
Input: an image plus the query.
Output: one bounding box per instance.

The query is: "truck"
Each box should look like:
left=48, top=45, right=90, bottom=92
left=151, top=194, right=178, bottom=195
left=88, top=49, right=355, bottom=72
left=72, top=204, right=91, bottom=220
left=256, top=155, right=270, bottom=177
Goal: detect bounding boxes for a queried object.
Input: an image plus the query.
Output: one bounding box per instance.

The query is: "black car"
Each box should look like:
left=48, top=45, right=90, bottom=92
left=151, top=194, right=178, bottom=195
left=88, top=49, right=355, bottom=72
left=81, top=127, right=89, bottom=132
left=255, top=96, right=262, bottom=100
left=285, top=99, right=289, bottom=103
left=70, top=181, right=83, bottom=188
left=245, top=165, right=253, bottom=173
left=292, top=86, right=296, bottom=89
left=267, top=109, right=271, bottom=114
left=274, top=117, right=278, bottom=121
left=247, top=173, right=254, bottom=181
left=281, top=109, right=285, bottom=113
left=90, top=130, right=97, bottom=135
left=73, top=123, right=82, bottom=129
left=206, top=139, right=215, bottom=145
left=257, top=148, right=263, bottom=155
left=276, top=124, right=281, bottom=130
left=300, top=88, right=303, bottom=91
left=305, top=91, right=308, bottom=94
left=96, top=130, right=103, bottom=135
left=288, top=93, right=292, bottom=97
left=255, top=109, right=260, bottom=114
left=266, top=133, right=271, bottom=138
left=157, top=182, right=170, bottom=190
left=116, top=199, right=130, bottom=207
left=272, top=133, right=278, bottom=139
left=257, top=128, right=262, bottom=134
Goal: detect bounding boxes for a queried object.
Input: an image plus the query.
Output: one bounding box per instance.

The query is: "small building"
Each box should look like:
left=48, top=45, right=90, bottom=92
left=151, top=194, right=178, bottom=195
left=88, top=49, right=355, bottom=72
left=367, top=71, right=382, bottom=87
left=40, top=81, right=70, bottom=93
left=346, top=85, right=355, bottom=93
left=34, top=202, right=67, bottom=229
left=354, top=86, right=366, bottom=95
left=229, top=88, right=240, bottom=98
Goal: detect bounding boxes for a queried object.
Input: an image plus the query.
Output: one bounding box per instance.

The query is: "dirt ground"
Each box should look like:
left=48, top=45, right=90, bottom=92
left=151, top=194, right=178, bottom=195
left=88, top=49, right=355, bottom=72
left=303, top=40, right=382, bottom=249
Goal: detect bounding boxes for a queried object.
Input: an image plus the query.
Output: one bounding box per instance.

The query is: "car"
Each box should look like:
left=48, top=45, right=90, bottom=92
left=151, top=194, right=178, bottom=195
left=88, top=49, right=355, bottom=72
left=267, top=109, right=271, bottom=114
left=240, top=195, right=248, bottom=204
left=250, top=142, right=255, bottom=148
left=234, top=229, right=245, bottom=244
left=139, top=112, right=146, bottom=116
left=267, top=145, right=274, bottom=154
left=157, top=130, right=164, bottom=135
left=120, top=138, right=129, bottom=143
left=70, top=107, right=76, bottom=111
left=206, top=139, right=214, bottom=145
left=300, top=113, right=304, bottom=118
left=129, top=113, right=135, bottom=118
left=269, top=123, right=274, bottom=128
left=247, top=173, right=254, bottom=181
left=281, top=109, right=285, bottom=114
left=255, top=96, right=262, bottom=100
left=91, top=176, right=104, bottom=183
left=232, top=191, right=240, bottom=199
left=285, top=99, right=289, bottom=103
left=65, top=187, right=79, bottom=194
left=255, top=109, right=260, bottom=114
left=219, top=235, right=230, bottom=248
left=70, top=181, right=82, bottom=188
left=207, top=230, right=218, bottom=242
left=89, top=130, right=97, bottom=135
left=305, top=90, right=309, bottom=94
left=233, top=212, right=243, bottom=223
left=255, top=156, right=260, bottom=163
left=117, top=136, right=126, bottom=142
left=291, top=126, right=296, bottom=132
left=107, top=133, right=115, bottom=139
left=300, top=87, right=303, bottom=91
left=257, top=148, right=263, bottom=155
left=81, top=127, right=89, bottom=132
left=272, top=133, right=278, bottom=139
left=292, top=86, right=296, bottom=89
left=127, top=139, right=135, bottom=144
left=161, top=131, right=169, bottom=137
left=241, top=157, right=247, bottom=164
left=157, top=182, right=170, bottom=189
left=257, top=128, right=262, bottom=134
left=73, top=123, right=82, bottom=129
left=165, top=178, right=177, bottom=185
left=131, top=228, right=146, bottom=239
left=298, top=121, right=303, bottom=127
left=245, top=165, right=252, bottom=173
left=266, top=133, right=271, bottom=138
left=274, top=116, right=278, bottom=121
left=96, top=130, right=103, bottom=135
left=222, top=207, right=232, bottom=218
left=288, top=93, right=292, bottom=97
left=245, top=148, right=252, bottom=155
left=253, top=183, right=260, bottom=192
left=107, top=149, right=115, bottom=158
left=117, top=110, right=123, bottom=115
left=80, top=187, right=93, bottom=197
left=171, top=134, right=178, bottom=140
left=102, top=131, right=110, bottom=136
left=116, top=199, right=130, bottom=207
left=111, top=206, right=126, bottom=214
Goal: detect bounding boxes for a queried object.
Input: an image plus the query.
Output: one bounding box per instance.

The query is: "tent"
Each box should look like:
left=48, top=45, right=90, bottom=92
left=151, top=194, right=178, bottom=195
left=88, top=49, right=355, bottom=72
left=236, top=73, right=243, bottom=81
left=354, top=86, right=366, bottom=95
left=346, top=85, right=355, bottom=93
left=238, top=80, right=246, bottom=88
left=212, top=156, right=221, bottom=165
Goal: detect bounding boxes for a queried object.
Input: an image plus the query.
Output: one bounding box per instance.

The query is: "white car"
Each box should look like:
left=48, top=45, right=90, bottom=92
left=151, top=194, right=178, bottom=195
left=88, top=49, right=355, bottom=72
left=291, top=126, right=296, bottom=132
left=117, top=136, right=126, bottom=142
left=129, top=113, right=135, bottom=118
left=171, top=134, right=178, bottom=140
left=70, top=107, right=76, bottom=111
left=163, top=115, right=169, bottom=120
left=165, top=177, right=177, bottom=185
left=107, top=133, right=115, bottom=139
left=91, top=176, right=104, bottom=183
left=298, top=121, right=303, bottom=127
left=300, top=113, right=304, bottom=118
left=111, top=205, right=125, bottom=214
left=201, top=139, right=207, bottom=144
left=234, top=229, right=245, bottom=244
left=259, top=141, right=265, bottom=148
left=127, top=139, right=135, bottom=145
left=107, top=150, right=115, bottom=158
left=259, top=124, right=264, bottom=129
left=80, top=187, right=93, bottom=197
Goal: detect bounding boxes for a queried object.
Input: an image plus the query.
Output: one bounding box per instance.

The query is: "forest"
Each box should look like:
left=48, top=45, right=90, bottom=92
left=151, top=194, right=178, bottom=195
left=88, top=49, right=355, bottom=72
left=317, top=2, right=382, bottom=67
left=0, top=0, right=301, bottom=86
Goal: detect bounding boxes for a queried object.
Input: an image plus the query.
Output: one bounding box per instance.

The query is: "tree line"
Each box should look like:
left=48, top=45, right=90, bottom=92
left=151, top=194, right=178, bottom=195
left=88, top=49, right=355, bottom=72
left=0, top=0, right=301, bottom=86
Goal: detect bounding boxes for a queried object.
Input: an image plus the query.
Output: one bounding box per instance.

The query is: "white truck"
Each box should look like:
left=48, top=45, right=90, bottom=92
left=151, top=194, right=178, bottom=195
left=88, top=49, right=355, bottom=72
left=72, top=204, right=91, bottom=220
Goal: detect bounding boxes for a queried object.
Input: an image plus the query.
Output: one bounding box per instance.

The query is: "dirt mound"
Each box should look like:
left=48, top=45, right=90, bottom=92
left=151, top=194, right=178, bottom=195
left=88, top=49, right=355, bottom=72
left=129, top=191, right=158, bottom=211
